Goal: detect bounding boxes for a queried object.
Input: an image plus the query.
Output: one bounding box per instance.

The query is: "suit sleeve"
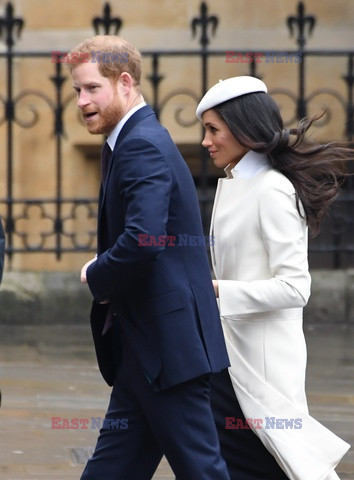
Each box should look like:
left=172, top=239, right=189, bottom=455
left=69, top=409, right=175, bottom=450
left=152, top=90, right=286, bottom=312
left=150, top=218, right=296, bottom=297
left=86, top=137, right=173, bottom=303
left=217, top=183, right=311, bottom=317
left=0, top=218, right=5, bottom=284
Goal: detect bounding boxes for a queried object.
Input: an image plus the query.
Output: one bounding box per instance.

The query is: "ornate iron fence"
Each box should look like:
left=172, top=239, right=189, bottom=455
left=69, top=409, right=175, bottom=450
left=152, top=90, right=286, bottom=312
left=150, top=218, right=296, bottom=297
left=0, top=1, right=353, bottom=268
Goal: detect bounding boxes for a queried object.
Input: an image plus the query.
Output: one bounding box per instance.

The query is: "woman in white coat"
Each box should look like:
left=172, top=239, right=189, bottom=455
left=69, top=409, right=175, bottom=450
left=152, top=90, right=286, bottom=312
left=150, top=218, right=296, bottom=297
left=196, top=76, right=351, bottom=480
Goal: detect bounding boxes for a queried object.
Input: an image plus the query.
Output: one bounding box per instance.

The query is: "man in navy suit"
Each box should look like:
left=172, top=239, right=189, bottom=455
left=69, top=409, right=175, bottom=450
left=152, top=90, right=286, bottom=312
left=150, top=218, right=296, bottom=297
left=69, top=35, right=230, bottom=479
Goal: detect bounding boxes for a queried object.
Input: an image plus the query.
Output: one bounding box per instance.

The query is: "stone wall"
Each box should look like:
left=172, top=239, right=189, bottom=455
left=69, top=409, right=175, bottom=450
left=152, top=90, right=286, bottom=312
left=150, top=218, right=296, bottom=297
left=0, top=270, right=353, bottom=325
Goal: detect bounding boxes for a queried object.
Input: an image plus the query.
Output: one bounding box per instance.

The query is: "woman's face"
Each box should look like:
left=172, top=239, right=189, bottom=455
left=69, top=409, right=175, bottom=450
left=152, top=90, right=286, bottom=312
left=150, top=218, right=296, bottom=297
left=201, top=109, right=248, bottom=170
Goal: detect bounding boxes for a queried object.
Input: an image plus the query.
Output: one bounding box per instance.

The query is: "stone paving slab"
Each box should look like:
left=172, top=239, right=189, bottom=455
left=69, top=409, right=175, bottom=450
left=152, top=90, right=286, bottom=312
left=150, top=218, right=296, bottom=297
left=0, top=324, right=353, bottom=479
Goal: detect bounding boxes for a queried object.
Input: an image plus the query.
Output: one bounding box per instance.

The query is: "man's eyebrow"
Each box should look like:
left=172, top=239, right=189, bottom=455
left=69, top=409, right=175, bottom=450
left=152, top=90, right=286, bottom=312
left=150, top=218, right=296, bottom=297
left=72, top=82, right=101, bottom=89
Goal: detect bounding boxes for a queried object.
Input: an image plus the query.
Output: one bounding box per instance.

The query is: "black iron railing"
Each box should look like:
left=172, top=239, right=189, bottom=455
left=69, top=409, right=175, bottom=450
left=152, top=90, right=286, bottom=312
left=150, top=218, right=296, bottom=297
left=0, top=1, right=353, bottom=267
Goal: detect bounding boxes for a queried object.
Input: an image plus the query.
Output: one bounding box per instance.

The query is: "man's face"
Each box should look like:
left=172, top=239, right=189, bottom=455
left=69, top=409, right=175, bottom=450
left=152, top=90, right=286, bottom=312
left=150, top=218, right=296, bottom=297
left=72, top=61, right=124, bottom=135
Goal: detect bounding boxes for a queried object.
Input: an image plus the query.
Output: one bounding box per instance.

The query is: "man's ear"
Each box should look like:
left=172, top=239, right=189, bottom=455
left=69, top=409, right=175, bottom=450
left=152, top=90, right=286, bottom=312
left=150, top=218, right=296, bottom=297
left=117, top=72, right=133, bottom=95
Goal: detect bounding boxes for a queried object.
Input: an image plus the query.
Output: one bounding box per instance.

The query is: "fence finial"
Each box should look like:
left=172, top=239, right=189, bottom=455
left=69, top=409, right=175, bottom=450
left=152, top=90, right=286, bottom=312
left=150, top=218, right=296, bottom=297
left=287, top=1, right=316, bottom=50
left=0, top=2, right=24, bottom=49
left=92, top=2, right=122, bottom=36
left=191, top=2, right=218, bottom=49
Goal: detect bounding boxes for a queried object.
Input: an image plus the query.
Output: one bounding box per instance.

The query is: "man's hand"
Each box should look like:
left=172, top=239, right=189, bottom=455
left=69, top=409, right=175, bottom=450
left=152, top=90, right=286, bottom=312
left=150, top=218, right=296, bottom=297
left=80, top=255, right=109, bottom=304
left=212, top=279, right=219, bottom=298
left=80, top=255, right=97, bottom=283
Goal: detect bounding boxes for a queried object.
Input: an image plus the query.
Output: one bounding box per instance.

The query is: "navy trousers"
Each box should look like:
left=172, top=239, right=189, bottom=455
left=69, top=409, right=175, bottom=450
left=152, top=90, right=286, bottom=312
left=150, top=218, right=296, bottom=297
left=81, top=355, right=230, bottom=480
left=210, top=369, right=289, bottom=480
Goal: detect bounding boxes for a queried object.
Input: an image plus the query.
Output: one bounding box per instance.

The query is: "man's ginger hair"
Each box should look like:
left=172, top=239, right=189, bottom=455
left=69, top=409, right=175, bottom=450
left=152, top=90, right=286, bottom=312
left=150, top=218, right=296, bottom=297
left=67, top=35, right=142, bottom=88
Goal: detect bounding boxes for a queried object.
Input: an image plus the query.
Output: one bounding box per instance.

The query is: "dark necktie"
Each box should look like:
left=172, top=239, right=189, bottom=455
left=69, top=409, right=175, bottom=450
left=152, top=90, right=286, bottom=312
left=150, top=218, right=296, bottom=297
left=100, top=141, right=113, bottom=334
left=101, top=141, right=111, bottom=182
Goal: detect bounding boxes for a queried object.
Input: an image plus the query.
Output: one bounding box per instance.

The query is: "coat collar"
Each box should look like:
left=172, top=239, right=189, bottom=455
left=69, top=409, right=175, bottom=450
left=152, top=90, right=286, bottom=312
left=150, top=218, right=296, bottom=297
left=106, top=102, right=147, bottom=151
left=112, top=104, right=156, bottom=150
left=224, top=150, right=270, bottom=179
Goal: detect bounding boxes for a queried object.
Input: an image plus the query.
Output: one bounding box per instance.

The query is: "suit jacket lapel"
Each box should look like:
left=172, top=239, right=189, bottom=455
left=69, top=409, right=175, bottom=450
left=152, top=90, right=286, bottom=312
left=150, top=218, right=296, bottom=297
left=98, top=105, right=156, bottom=221
left=113, top=105, right=155, bottom=149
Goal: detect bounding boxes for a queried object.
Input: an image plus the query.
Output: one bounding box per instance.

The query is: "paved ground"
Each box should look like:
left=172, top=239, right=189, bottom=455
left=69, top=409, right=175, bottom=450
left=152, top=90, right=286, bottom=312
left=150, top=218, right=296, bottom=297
left=0, top=323, right=353, bottom=479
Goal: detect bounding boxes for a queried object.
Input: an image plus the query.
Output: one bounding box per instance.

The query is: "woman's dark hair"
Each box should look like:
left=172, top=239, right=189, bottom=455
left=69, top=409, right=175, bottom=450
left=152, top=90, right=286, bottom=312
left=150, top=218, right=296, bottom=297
left=213, top=92, right=353, bottom=236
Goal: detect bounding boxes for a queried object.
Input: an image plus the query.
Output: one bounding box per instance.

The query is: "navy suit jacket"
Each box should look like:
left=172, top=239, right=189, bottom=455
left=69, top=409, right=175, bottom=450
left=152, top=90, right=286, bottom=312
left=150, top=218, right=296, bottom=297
left=87, top=105, right=229, bottom=389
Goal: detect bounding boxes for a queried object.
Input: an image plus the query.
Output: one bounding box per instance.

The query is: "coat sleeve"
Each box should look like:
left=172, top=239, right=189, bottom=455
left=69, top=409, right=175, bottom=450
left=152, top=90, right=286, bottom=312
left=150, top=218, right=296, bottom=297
left=217, top=182, right=311, bottom=317
left=86, top=137, right=173, bottom=303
